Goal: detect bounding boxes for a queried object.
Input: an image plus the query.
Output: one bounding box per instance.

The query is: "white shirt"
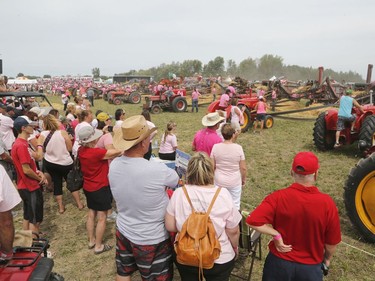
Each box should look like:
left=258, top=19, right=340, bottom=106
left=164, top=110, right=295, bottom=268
left=0, top=114, right=15, bottom=150
left=0, top=165, right=21, bottom=212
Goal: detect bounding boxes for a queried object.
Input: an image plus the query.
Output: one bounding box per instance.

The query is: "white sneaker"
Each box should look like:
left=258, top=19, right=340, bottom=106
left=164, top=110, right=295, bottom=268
left=107, top=211, right=117, bottom=221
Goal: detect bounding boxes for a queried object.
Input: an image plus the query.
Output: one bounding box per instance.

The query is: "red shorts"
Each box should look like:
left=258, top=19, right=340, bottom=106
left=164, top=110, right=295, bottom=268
left=115, top=229, right=173, bottom=281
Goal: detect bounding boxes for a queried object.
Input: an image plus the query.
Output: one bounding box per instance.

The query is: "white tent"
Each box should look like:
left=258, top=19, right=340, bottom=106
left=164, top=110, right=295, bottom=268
left=7, top=79, right=37, bottom=85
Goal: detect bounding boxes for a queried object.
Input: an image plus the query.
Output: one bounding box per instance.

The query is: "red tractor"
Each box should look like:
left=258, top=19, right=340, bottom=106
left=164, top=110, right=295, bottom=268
left=106, top=89, right=142, bottom=105
left=313, top=104, right=375, bottom=152
left=143, top=89, right=188, bottom=114
left=207, top=92, right=274, bottom=132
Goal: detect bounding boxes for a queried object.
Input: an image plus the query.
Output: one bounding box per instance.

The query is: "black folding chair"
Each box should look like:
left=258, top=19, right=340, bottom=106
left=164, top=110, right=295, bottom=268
left=231, top=210, right=262, bottom=281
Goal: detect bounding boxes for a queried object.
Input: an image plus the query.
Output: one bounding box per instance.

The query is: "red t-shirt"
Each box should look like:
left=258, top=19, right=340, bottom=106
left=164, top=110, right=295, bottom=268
left=11, top=138, right=40, bottom=191
left=246, top=183, right=341, bottom=264
left=78, top=147, right=108, bottom=192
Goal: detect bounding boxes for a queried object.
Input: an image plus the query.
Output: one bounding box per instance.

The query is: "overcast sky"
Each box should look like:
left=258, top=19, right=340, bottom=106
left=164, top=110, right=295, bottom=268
left=1, top=0, right=374, bottom=79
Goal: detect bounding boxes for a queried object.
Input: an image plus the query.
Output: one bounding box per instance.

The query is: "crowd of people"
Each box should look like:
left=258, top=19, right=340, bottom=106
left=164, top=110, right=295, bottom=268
left=0, top=81, right=342, bottom=281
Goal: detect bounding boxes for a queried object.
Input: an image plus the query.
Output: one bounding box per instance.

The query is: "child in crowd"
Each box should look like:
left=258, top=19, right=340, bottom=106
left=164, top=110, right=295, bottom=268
left=158, top=121, right=177, bottom=161
left=191, top=88, right=201, bottom=113
left=253, top=96, right=267, bottom=132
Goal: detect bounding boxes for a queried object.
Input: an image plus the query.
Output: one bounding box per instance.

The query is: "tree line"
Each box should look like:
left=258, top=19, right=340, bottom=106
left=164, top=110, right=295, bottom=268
left=14, top=54, right=365, bottom=83
left=120, top=54, right=364, bottom=83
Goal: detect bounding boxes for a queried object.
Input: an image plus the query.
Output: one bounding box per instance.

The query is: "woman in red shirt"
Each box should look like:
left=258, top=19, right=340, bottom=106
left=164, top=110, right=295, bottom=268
left=77, top=126, right=121, bottom=255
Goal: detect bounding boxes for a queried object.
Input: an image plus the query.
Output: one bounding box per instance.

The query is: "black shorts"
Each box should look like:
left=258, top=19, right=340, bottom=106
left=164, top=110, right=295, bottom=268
left=115, top=229, right=173, bottom=280
left=159, top=151, right=176, bottom=161
left=256, top=113, right=266, bottom=121
left=83, top=186, right=112, bottom=211
left=18, top=188, right=44, bottom=224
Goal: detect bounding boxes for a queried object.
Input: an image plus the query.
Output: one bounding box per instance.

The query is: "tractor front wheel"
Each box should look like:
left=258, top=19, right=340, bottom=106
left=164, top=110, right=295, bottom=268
left=172, top=97, right=188, bottom=112
left=129, top=92, right=142, bottom=104
left=344, top=153, right=375, bottom=243
left=313, top=112, right=335, bottom=151
left=151, top=105, right=162, bottom=114
left=359, top=115, right=375, bottom=151
left=264, top=115, right=274, bottom=129
left=113, top=98, right=122, bottom=105
left=238, top=105, right=251, bottom=133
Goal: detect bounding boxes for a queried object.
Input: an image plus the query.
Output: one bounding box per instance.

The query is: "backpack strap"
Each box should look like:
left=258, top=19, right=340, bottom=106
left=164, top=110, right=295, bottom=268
left=182, top=185, right=221, bottom=215
left=182, top=185, right=195, bottom=212
left=206, top=187, right=221, bottom=216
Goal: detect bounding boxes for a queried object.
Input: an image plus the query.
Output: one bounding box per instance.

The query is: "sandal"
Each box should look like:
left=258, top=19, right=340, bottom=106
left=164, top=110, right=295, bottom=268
left=88, top=243, right=95, bottom=250
left=94, top=244, right=112, bottom=255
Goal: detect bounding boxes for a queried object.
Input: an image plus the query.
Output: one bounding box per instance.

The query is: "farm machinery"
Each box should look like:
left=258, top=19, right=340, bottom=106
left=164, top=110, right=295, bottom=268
left=207, top=91, right=274, bottom=132
left=104, top=88, right=142, bottom=105
left=313, top=102, right=375, bottom=152
left=143, top=88, right=187, bottom=114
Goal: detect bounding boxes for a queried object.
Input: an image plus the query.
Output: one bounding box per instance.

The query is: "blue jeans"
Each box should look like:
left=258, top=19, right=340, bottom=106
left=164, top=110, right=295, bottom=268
left=192, top=100, right=198, bottom=112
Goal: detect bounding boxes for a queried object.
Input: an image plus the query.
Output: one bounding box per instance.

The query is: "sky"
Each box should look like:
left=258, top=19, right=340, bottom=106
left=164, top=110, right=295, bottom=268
left=1, top=0, right=374, bottom=79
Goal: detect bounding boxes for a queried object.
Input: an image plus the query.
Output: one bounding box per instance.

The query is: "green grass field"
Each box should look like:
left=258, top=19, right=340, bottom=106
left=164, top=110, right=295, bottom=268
left=14, top=95, right=375, bottom=280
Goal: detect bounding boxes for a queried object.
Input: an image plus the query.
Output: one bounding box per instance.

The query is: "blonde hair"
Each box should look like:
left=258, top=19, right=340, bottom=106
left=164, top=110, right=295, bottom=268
left=186, top=152, right=214, bottom=186
left=162, top=121, right=176, bottom=143
left=66, top=103, right=76, bottom=114
left=43, top=114, right=59, bottom=131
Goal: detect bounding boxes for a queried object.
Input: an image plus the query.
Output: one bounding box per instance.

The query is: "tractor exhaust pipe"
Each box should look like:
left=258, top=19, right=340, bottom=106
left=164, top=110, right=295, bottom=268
left=318, top=66, right=324, bottom=85
left=370, top=90, right=373, bottom=105
left=366, top=64, right=373, bottom=84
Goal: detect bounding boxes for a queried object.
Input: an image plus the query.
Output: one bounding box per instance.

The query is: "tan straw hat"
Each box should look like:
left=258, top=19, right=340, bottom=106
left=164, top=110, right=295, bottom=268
left=113, top=115, right=157, bottom=151
left=202, top=112, right=225, bottom=127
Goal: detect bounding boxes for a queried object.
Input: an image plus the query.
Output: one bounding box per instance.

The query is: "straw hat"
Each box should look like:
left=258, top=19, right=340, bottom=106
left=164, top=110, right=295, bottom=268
left=13, top=230, right=33, bottom=247
left=202, top=112, right=225, bottom=127
left=113, top=115, right=157, bottom=151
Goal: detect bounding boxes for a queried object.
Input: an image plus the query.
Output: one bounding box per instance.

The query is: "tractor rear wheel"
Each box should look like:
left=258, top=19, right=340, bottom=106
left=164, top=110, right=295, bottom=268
left=171, top=97, right=187, bottom=112
left=113, top=98, right=122, bottom=105
left=151, top=105, right=162, bottom=114
left=238, top=105, right=251, bottom=133
left=344, top=153, right=375, bottom=243
left=264, top=115, right=274, bottom=129
left=129, top=92, right=141, bottom=104
left=359, top=115, right=375, bottom=151
left=313, top=112, right=335, bottom=151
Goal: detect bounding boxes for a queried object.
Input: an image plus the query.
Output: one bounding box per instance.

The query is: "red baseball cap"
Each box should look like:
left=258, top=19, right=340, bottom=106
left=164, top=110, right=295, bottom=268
left=292, top=152, right=319, bottom=175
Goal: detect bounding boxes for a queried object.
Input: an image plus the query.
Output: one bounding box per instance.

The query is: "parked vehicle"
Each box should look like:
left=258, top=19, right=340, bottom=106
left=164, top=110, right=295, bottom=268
left=0, top=236, right=64, bottom=281
left=0, top=91, right=53, bottom=114
left=143, top=88, right=187, bottom=114
left=106, top=89, right=142, bottom=105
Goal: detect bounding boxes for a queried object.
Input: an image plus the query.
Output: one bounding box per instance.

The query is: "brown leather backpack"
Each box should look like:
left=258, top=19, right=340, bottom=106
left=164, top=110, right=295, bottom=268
left=175, top=186, right=221, bottom=278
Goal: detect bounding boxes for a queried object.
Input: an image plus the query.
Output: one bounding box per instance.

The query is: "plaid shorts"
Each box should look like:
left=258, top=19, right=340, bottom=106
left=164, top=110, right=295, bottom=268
left=337, top=115, right=355, bottom=131
left=115, top=229, right=173, bottom=281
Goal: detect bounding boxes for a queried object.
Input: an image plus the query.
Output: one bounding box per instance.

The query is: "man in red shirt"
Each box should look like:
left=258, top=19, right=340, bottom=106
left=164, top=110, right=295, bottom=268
left=11, top=116, right=47, bottom=236
left=247, top=152, right=341, bottom=281
left=192, top=112, right=224, bottom=156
